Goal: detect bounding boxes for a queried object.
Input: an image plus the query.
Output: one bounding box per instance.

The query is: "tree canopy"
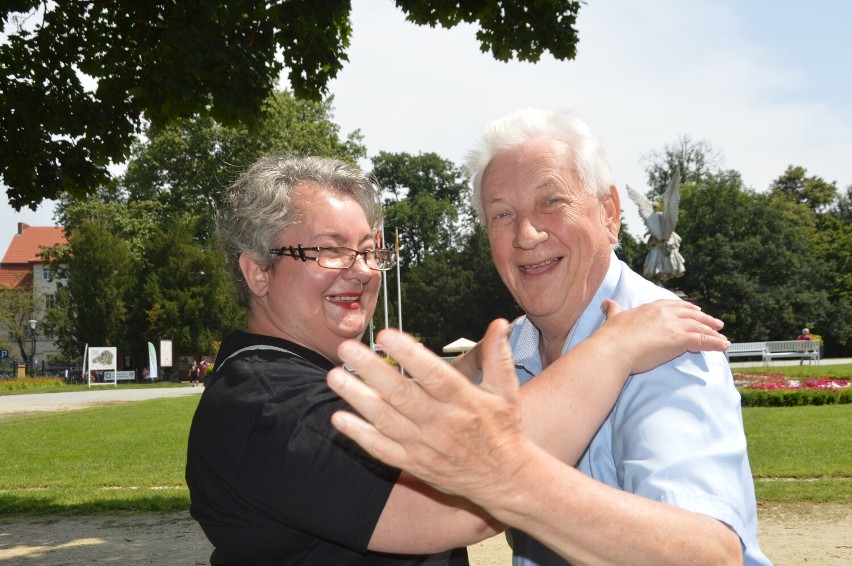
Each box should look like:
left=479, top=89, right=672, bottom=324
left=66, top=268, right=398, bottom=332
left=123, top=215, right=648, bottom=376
left=1, top=0, right=583, bottom=210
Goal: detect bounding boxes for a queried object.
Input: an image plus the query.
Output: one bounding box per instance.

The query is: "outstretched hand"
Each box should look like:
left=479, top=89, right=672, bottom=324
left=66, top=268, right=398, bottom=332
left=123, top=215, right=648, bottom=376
left=594, top=299, right=729, bottom=375
left=327, top=319, right=528, bottom=501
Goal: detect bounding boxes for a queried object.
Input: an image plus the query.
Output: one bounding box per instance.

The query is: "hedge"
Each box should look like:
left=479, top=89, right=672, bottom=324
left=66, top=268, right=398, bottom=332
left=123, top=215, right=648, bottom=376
left=739, top=388, right=852, bottom=407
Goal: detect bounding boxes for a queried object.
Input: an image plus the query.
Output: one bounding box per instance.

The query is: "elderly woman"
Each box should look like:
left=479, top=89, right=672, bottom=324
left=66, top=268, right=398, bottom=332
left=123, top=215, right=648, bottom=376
left=186, top=155, right=729, bottom=565
left=186, top=155, right=486, bottom=565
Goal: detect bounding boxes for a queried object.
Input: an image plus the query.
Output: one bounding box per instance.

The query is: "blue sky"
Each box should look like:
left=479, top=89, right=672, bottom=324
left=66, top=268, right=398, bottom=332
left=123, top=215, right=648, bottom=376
left=2, top=0, right=850, bottom=250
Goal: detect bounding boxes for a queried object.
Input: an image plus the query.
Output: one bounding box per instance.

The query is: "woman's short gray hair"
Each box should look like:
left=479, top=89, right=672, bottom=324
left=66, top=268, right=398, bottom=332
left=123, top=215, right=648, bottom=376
left=217, top=155, right=383, bottom=308
left=465, top=108, right=615, bottom=223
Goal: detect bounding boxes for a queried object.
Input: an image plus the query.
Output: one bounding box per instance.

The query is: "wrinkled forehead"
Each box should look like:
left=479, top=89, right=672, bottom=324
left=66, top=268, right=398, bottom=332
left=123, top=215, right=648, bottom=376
left=481, top=139, right=584, bottom=198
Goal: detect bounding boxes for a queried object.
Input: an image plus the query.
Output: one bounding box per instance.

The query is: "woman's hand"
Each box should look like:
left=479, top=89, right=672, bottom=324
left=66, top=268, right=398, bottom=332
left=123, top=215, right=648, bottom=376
left=593, top=299, right=729, bottom=376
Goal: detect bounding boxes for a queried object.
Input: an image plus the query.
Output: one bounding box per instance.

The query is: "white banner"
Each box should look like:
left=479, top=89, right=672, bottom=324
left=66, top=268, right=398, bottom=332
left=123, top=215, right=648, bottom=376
left=147, top=342, right=158, bottom=379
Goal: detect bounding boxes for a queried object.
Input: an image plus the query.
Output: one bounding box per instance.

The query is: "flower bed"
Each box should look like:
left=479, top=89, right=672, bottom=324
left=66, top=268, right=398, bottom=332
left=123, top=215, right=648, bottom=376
left=735, top=372, right=851, bottom=407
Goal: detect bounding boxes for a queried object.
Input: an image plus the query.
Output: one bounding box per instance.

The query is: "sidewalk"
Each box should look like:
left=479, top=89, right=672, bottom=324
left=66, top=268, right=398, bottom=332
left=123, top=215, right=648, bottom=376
left=0, top=385, right=203, bottom=415
left=2, top=357, right=850, bottom=414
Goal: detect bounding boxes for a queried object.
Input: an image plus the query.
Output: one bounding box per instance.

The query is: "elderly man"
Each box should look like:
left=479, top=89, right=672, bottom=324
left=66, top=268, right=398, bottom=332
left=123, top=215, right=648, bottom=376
left=328, top=108, right=770, bottom=565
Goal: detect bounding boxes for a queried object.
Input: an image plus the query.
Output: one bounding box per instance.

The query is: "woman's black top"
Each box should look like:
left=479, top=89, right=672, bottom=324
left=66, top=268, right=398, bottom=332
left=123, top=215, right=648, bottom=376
left=186, top=330, right=468, bottom=565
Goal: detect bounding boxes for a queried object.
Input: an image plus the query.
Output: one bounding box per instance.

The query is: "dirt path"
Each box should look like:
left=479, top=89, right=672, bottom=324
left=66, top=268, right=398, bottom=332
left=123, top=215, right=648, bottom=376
left=0, top=502, right=849, bottom=565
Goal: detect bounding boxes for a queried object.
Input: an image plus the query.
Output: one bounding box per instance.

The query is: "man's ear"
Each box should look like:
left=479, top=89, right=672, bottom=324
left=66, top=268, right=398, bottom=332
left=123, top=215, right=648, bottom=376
left=239, top=253, right=270, bottom=298
left=601, top=185, right=621, bottom=243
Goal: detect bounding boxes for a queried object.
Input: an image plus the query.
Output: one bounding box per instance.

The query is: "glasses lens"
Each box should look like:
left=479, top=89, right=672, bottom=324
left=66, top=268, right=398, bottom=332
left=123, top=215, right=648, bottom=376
left=314, top=247, right=395, bottom=270
left=373, top=249, right=395, bottom=270
left=317, top=247, right=353, bottom=269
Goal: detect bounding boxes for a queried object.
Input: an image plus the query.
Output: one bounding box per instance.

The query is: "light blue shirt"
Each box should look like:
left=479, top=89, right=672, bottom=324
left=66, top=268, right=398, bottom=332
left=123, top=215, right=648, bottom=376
left=508, top=252, right=771, bottom=566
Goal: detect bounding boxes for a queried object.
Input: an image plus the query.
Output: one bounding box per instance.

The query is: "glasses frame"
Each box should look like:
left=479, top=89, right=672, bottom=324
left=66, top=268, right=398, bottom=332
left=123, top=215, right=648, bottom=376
left=268, top=244, right=396, bottom=271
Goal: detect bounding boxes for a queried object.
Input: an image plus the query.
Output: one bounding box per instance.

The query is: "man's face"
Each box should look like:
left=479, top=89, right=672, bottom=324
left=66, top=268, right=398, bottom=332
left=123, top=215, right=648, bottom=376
left=481, top=137, right=620, bottom=332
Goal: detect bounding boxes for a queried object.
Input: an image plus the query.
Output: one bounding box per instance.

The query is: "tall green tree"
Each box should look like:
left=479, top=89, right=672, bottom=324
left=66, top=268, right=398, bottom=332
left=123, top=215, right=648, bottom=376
left=140, top=217, right=245, bottom=358
left=768, top=165, right=838, bottom=213
left=2, top=1, right=583, bottom=209
left=121, top=90, right=364, bottom=241
left=615, top=216, right=647, bottom=275
left=0, top=286, right=38, bottom=365
left=54, top=197, right=165, bottom=260
left=676, top=171, right=839, bottom=346
left=52, top=220, right=138, bottom=358
left=640, top=135, right=723, bottom=197
left=372, top=151, right=471, bottom=266
left=834, top=185, right=852, bottom=223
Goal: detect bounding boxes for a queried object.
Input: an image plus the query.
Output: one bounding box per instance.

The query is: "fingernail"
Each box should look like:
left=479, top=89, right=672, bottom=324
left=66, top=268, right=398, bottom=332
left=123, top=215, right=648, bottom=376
left=328, top=369, right=345, bottom=388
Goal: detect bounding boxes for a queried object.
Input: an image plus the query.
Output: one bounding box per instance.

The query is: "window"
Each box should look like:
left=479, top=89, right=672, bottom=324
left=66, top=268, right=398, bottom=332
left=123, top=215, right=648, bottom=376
left=42, top=267, right=53, bottom=281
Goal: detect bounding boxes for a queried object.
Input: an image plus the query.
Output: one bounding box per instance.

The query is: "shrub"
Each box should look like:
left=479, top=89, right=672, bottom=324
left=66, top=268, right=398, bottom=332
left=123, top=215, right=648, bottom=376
left=0, top=377, right=64, bottom=392
left=740, top=388, right=852, bottom=407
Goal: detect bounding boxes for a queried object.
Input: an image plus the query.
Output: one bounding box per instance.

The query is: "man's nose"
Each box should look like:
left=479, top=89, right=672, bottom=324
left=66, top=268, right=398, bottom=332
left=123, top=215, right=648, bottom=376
left=513, top=216, right=548, bottom=249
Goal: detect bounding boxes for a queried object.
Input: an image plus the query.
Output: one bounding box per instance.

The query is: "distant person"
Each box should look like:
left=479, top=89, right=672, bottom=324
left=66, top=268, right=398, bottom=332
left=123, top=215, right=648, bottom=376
left=329, top=108, right=769, bottom=565
left=796, top=328, right=816, bottom=364
left=189, top=360, right=200, bottom=387
left=185, top=154, right=727, bottom=565
left=199, top=359, right=210, bottom=384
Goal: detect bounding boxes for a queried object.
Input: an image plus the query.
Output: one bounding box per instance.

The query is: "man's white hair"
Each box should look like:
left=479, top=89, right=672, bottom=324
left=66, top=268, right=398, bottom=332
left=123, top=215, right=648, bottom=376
left=465, top=108, right=615, bottom=223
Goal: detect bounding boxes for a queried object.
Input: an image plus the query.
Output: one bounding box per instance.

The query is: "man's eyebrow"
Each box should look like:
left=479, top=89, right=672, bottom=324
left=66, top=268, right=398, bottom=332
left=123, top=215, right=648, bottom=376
left=533, top=178, right=559, bottom=192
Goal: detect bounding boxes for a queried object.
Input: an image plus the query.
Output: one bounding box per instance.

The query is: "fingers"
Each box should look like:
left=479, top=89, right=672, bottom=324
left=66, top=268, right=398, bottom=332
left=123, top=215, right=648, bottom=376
left=478, top=319, right=520, bottom=398
left=335, top=339, right=442, bottom=428
left=373, top=328, right=471, bottom=404
left=600, top=299, right=622, bottom=318
left=330, top=407, right=409, bottom=470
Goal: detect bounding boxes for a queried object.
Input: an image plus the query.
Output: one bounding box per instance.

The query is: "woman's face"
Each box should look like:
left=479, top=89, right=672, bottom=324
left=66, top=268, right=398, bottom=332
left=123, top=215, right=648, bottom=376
left=242, top=183, right=380, bottom=363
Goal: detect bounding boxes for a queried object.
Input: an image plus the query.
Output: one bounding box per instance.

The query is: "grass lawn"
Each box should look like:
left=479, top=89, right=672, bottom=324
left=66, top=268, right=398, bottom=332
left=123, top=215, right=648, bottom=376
left=0, top=381, right=850, bottom=516
left=0, top=396, right=199, bottom=515
left=745, top=403, right=852, bottom=502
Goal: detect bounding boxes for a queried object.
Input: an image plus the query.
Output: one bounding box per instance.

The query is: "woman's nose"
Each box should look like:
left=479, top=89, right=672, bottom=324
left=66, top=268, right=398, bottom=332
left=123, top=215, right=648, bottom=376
left=343, top=254, right=373, bottom=282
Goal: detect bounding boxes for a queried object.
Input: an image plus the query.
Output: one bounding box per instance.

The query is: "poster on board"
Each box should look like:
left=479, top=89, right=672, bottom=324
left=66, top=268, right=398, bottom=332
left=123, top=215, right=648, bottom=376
left=88, top=347, right=117, bottom=371
left=160, top=339, right=173, bottom=367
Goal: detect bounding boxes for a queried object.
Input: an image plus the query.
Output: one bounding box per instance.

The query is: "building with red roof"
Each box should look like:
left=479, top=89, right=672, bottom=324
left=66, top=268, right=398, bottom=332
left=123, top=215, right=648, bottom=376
left=1, top=222, right=67, bottom=373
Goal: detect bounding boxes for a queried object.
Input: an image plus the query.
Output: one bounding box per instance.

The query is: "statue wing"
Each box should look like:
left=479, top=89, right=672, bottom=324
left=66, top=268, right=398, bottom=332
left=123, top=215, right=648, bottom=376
left=660, top=172, right=681, bottom=236
left=627, top=184, right=655, bottom=220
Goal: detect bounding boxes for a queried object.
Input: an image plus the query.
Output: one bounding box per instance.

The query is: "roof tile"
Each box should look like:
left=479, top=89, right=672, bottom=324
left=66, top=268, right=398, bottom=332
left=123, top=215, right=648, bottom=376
left=1, top=224, right=66, bottom=266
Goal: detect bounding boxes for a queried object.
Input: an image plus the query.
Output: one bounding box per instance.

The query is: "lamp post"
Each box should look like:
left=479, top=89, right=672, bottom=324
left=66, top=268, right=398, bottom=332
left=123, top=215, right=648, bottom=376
left=29, top=319, right=36, bottom=377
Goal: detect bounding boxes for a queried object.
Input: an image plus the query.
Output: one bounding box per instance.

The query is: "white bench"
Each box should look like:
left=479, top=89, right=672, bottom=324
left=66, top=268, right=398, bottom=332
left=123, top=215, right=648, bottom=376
left=764, top=340, right=821, bottom=364
left=725, top=342, right=768, bottom=362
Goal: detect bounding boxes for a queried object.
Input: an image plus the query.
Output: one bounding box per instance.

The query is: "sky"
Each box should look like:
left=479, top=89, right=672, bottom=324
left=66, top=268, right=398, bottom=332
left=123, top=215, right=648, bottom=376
left=2, top=0, right=851, bottom=253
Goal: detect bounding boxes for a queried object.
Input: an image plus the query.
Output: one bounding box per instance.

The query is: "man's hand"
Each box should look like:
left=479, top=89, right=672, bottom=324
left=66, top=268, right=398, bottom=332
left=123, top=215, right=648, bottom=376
left=328, top=319, right=527, bottom=502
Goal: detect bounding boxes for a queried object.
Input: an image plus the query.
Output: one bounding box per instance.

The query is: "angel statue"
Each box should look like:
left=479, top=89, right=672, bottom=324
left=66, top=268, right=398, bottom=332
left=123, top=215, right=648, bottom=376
left=626, top=172, right=686, bottom=286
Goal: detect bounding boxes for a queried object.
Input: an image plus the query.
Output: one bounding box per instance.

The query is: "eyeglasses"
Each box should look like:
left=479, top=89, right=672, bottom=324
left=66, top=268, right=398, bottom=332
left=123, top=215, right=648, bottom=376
left=269, top=245, right=396, bottom=271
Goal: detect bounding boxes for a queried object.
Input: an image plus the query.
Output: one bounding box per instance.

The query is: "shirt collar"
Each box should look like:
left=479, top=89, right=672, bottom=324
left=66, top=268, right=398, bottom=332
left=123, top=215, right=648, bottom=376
left=510, top=251, right=624, bottom=374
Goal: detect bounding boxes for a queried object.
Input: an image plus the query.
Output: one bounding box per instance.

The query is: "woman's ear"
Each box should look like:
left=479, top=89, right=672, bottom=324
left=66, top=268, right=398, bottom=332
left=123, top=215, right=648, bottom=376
left=239, top=253, right=270, bottom=298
